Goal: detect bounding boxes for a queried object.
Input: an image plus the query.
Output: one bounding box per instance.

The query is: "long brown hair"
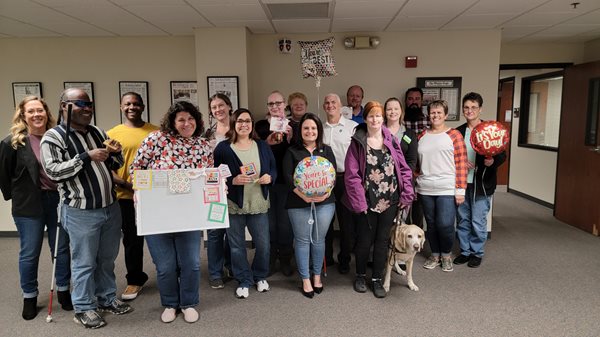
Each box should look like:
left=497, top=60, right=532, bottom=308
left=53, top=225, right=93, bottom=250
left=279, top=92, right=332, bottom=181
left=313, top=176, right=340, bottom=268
left=226, top=108, right=259, bottom=144
left=10, top=96, right=56, bottom=149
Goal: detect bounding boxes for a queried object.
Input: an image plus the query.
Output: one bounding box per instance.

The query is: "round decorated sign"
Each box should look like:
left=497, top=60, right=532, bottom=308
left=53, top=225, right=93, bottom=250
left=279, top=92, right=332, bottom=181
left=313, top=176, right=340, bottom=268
left=470, top=121, right=510, bottom=158
left=293, top=156, right=336, bottom=197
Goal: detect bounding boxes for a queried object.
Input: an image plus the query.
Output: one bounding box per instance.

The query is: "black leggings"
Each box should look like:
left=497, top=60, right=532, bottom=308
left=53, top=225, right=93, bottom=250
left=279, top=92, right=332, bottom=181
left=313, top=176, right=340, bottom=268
left=354, top=205, right=398, bottom=279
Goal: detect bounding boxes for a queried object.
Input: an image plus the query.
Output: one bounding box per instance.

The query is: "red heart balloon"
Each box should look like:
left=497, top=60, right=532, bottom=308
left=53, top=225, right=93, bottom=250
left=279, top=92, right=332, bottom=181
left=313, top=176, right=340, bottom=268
left=470, top=121, right=509, bottom=158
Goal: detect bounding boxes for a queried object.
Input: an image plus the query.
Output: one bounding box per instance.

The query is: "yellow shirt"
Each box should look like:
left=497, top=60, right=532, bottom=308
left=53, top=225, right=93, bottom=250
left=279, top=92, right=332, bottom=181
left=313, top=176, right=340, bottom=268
left=107, top=123, right=159, bottom=200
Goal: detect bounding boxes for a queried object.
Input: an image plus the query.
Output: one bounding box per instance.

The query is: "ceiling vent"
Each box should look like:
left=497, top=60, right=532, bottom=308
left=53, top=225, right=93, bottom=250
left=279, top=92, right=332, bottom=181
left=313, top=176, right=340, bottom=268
left=267, top=2, right=330, bottom=19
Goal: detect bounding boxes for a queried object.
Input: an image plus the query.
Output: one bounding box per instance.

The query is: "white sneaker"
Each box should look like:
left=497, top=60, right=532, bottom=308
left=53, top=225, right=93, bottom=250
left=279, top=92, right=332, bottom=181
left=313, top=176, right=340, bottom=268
left=182, top=307, right=199, bottom=323
left=256, top=280, right=270, bottom=293
left=235, top=287, right=249, bottom=299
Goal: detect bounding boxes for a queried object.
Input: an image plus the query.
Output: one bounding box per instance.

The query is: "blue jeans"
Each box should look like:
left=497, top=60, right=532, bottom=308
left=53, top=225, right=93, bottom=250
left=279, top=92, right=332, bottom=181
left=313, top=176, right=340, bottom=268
left=268, top=184, right=294, bottom=260
left=61, top=202, right=121, bottom=312
left=456, top=185, right=491, bottom=258
left=226, top=213, right=270, bottom=288
left=420, top=194, right=456, bottom=256
left=207, top=228, right=231, bottom=281
left=288, top=203, right=335, bottom=280
left=14, top=191, right=70, bottom=298
left=145, top=231, right=201, bottom=309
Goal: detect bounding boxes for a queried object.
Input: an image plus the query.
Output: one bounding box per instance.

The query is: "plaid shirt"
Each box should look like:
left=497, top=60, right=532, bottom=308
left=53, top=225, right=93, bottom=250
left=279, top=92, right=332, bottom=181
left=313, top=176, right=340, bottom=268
left=405, top=117, right=431, bottom=135
left=447, top=129, right=468, bottom=193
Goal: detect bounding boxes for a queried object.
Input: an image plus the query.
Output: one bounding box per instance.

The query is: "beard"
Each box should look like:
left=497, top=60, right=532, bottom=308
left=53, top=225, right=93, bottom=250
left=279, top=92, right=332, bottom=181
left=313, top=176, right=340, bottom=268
left=404, top=105, right=422, bottom=122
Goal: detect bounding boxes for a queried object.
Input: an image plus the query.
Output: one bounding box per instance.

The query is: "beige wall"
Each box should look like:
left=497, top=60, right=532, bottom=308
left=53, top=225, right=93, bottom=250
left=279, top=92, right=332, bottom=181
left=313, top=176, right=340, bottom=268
left=0, top=36, right=196, bottom=231
left=584, top=38, right=600, bottom=63
left=500, top=43, right=585, bottom=65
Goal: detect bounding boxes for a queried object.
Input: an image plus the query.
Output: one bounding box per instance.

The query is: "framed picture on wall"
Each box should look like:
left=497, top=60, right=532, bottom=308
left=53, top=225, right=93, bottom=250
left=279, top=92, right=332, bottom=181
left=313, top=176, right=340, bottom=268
left=207, top=76, right=239, bottom=110
left=119, top=81, right=149, bottom=123
left=12, top=82, right=43, bottom=107
left=64, top=81, right=96, bottom=124
left=416, top=77, right=462, bottom=121
left=170, top=81, right=198, bottom=106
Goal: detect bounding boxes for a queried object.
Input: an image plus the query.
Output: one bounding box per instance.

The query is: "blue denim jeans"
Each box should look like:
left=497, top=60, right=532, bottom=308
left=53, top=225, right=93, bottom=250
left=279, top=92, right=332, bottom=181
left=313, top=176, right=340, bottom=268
left=207, top=228, right=231, bottom=281
left=145, top=231, right=201, bottom=309
left=456, top=184, right=491, bottom=258
left=226, top=213, right=270, bottom=288
left=288, top=203, right=335, bottom=280
left=13, top=191, right=70, bottom=298
left=420, top=194, right=456, bottom=256
left=61, top=202, right=121, bottom=312
left=268, top=183, right=294, bottom=260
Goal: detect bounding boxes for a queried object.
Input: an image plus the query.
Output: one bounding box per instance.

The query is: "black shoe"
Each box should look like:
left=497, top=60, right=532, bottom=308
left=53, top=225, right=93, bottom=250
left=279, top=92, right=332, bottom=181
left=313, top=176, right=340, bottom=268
left=300, top=287, right=314, bottom=298
left=353, top=275, right=367, bottom=293
left=98, top=299, right=133, bottom=315
left=74, top=310, right=106, bottom=329
left=454, top=254, right=471, bottom=265
left=468, top=256, right=482, bottom=268
left=313, top=286, right=323, bottom=294
left=22, top=297, right=37, bottom=320
left=372, top=279, right=386, bottom=298
left=57, top=290, right=73, bottom=311
left=338, top=263, right=350, bottom=274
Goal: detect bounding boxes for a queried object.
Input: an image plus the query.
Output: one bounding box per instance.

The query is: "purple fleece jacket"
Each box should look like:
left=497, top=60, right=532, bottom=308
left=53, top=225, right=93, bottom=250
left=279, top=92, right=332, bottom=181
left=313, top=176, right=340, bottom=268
left=342, top=124, right=415, bottom=213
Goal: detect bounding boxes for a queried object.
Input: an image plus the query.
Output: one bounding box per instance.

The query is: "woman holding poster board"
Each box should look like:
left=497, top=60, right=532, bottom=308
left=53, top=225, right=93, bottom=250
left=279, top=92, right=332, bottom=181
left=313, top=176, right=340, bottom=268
left=213, top=108, right=276, bottom=299
left=131, top=101, right=212, bottom=323
left=282, top=113, right=336, bottom=298
left=343, top=101, right=414, bottom=298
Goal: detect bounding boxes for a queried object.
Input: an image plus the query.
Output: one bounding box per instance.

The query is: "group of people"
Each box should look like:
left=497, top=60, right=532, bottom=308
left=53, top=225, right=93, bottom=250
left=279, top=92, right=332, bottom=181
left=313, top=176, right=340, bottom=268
left=0, top=84, right=505, bottom=328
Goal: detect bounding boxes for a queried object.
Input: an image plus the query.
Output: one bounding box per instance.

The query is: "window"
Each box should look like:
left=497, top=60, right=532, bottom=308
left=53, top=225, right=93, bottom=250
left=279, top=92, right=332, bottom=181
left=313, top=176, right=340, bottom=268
left=585, top=77, right=600, bottom=146
left=518, top=71, right=564, bottom=151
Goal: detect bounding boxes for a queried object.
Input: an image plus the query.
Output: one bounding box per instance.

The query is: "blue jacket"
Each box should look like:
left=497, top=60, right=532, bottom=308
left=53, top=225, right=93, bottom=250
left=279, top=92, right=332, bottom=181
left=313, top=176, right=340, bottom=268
left=213, top=139, right=277, bottom=208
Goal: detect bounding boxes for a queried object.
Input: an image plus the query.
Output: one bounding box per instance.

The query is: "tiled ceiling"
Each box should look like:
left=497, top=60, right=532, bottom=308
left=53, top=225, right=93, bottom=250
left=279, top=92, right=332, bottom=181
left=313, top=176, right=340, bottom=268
left=0, top=0, right=599, bottom=43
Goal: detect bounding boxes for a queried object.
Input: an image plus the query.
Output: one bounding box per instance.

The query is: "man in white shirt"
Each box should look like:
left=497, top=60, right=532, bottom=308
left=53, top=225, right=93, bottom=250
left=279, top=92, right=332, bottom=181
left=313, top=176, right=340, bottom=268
left=322, top=93, right=358, bottom=274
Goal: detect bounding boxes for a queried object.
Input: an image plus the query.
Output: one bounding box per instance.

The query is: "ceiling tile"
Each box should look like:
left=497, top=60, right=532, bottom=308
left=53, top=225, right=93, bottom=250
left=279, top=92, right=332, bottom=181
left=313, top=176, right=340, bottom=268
left=332, top=18, right=390, bottom=32
left=504, top=12, right=580, bottom=27
left=191, top=4, right=267, bottom=21
left=444, top=13, right=516, bottom=29
left=564, top=9, right=600, bottom=25
left=272, top=19, right=331, bottom=33
left=398, top=0, right=476, bottom=17
left=334, top=1, right=402, bottom=18
left=0, top=16, right=62, bottom=37
left=216, top=20, right=275, bottom=34
left=465, top=0, right=547, bottom=14
left=387, top=15, right=448, bottom=31
left=123, top=4, right=211, bottom=25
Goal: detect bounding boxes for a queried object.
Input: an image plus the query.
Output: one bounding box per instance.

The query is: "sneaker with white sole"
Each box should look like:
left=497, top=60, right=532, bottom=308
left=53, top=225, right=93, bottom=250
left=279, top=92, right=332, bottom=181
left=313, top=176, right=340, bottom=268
left=98, top=299, right=133, bottom=315
left=256, top=280, right=270, bottom=292
left=122, top=285, right=143, bottom=300
left=423, top=256, right=441, bottom=269
left=441, top=256, right=454, bottom=272
left=74, top=310, right=106, bottom=329
left=235, top=287, right=249, bottom=299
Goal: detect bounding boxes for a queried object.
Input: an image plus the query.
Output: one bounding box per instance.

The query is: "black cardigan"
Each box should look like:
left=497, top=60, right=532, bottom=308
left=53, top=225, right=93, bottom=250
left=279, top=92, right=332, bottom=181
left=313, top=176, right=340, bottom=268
left=282, top=144, right=337, bottom=209
left=456, top=122, right=507, bottom=196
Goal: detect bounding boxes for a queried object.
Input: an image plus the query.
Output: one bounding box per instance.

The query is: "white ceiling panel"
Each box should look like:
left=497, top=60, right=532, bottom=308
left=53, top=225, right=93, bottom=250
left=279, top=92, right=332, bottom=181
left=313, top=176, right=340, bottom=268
left=191, top=4, right=267, bottom=21
left=111, top=0, right=188, bottom=5
left=103, top=22, right=170, bottom=36
left=261, top=0, right=327, bottom=3
left=500, top=25, right=547, bottom=38
left=539, top=24, right=600, bottom=36
left=504, top=12, right=580, bottom=27
left=1, top=6, right=85, bottom=24
left=0, top=16, right=62, bottom=36
left=443, top=14, right=516, bottom=29
left=123, top=5, right=211, bottom=25
left=334, top=1, right=402, bottom=19
left=564, top=9, right=600, bottom=25
left=532, top=0, right=600, bottom=13
left=332, top=17, right=390, bottom=32
left=465, top=0, right=547, bottom=14
left=52, top=3, right=146, bottom=24
left=32, top=0, right=101, bottom=6
left=399, top=0, right=476, bottom=17
left=273, top=19, right=331, bottom=33
left=216, top=20, right=275, bottom=34
left=387, top=15, right=448, bottom=31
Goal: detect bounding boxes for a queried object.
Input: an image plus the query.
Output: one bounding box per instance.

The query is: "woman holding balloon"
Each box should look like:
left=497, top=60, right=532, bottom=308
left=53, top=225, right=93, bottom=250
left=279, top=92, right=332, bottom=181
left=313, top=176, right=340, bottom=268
left=343, top=101, right=414, bottom=298
left=282, top=113, right=336, bottom=298
left=454, top=92, right=507, bottom=268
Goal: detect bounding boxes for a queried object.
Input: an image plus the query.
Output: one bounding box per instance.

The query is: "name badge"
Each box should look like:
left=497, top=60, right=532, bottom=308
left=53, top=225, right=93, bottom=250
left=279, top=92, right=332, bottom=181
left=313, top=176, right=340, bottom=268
left=402, top=134, right=412, bottom=144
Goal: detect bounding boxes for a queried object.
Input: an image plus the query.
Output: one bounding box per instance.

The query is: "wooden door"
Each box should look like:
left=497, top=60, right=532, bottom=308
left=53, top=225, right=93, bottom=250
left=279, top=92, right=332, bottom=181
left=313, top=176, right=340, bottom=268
left=496, top=77, right=514, bottom=186
left=555, top=61, right=600, bottom=236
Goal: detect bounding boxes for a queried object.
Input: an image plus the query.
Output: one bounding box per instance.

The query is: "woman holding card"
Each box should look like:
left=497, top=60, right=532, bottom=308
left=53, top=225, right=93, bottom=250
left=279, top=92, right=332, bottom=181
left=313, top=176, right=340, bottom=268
left=131, top=101, right=212, bottom=323
left=213, top=108, right=276, bottom=299
left=282, top=113, right=337, bottom=298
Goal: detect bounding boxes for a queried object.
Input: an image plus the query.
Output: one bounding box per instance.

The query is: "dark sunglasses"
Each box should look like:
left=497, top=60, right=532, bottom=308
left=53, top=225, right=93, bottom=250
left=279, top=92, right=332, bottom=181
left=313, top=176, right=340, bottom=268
left=65, top=100, right=93, bottom=108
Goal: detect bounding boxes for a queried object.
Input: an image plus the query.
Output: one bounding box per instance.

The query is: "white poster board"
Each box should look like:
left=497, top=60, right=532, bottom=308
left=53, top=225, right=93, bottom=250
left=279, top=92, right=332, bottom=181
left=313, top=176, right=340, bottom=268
left=135, top=169, right=229, bottom=235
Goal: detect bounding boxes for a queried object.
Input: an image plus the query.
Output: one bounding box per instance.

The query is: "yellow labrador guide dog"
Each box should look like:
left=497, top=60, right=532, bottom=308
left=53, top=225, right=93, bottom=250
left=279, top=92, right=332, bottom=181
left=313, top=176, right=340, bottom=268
left=383, top=222, right=425, bottom=293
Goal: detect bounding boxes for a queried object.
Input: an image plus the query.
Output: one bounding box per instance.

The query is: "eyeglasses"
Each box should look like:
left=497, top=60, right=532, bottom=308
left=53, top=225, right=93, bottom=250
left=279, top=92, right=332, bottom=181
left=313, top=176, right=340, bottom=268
left=65, top=100, right=93, bottom=108
left=267, top=101, right=285, bottom=108
left=236, top=119, right=253, bottom=125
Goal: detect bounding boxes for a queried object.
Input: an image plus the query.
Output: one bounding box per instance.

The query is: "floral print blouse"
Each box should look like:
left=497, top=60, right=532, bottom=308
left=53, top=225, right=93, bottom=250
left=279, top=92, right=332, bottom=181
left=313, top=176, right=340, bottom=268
left=365, top=146, right=399, bottom=213
left=131, top=130, right=213, bottom=173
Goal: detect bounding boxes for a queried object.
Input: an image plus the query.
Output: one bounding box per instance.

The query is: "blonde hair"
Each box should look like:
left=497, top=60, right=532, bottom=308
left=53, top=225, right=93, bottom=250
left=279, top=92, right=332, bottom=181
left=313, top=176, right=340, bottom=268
left=9, top=96, right=56, bottom=149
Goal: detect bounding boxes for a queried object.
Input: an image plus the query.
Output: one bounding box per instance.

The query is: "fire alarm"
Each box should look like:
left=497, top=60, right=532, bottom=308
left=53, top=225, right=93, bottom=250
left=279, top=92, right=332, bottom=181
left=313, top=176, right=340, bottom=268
left=405, top=56, right=417, bottom=68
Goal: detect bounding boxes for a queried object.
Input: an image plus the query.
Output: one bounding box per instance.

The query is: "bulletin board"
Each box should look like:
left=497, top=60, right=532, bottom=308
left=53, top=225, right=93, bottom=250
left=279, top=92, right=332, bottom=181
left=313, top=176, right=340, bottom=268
left=134, top=169, right=229, bottom=235
left=417, top=77, right=462, bottom=121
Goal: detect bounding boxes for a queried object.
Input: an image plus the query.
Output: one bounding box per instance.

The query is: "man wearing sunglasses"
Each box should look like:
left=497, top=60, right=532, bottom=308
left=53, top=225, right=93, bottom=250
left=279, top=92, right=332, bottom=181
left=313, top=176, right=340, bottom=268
left=40, top=88, right=132, bottom=329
